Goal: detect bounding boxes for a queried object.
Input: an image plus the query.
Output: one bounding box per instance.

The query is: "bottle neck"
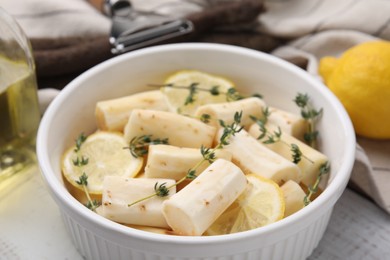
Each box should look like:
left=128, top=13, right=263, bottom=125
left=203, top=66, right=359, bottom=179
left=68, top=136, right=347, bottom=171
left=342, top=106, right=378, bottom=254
left=0, top=7, right=35, bottom=73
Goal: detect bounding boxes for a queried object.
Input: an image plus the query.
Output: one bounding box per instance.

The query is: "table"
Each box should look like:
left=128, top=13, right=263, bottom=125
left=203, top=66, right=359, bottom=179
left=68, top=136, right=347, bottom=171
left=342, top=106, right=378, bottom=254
left=1, top=166, right=389, bottom=260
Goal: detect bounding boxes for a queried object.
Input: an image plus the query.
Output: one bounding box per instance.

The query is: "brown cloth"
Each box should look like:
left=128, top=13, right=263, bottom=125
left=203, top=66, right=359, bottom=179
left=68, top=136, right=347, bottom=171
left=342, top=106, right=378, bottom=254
left=28, top=0, right=282, bottom=89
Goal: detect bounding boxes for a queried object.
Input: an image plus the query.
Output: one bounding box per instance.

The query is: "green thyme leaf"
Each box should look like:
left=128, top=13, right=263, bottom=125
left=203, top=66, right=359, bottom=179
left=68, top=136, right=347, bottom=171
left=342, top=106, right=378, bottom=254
left=74, top=132, right=87, bottom=152
left=76, top=172, right=88, bottom=186
left=127, top=135, right=169, bottom=158
left=294, top=93, right=323, bottom=148
left=184, top=83, right=199, bottom=105
left=291, top=144, right=302, bottom=164
left=186, top=169, right=197, bottom=180
left=154, top=182, right=170, bottom=197
left=201, top=145, right=216, bottom=163
left=200, top=113, right=211, bottom=123
left=210, top=86, right=220, bottom=95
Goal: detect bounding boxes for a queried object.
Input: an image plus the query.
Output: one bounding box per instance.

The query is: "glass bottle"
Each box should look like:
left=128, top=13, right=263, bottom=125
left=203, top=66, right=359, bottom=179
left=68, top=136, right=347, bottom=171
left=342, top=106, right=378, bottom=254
left=0, top=7, right=41, bottom=189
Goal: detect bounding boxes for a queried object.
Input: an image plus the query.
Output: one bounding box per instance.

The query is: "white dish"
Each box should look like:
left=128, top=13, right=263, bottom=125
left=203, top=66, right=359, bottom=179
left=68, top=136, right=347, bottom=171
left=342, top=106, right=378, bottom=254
left=37, top=43, right=356, bottom=260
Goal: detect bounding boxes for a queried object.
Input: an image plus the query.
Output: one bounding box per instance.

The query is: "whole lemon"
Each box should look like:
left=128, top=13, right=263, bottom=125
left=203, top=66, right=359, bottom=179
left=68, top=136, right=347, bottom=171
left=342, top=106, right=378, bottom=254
left=319, top=40, right=390, bottom=139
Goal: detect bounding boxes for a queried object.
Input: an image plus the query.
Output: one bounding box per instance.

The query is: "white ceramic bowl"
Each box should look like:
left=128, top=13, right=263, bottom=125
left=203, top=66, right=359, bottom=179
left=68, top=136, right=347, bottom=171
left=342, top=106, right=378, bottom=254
left=37, top=43, right=356, bottom=260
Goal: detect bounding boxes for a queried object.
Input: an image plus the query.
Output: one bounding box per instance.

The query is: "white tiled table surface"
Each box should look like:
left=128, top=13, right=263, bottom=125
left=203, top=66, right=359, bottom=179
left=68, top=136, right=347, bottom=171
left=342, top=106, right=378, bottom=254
left=1, top=166, right=389, bottom=260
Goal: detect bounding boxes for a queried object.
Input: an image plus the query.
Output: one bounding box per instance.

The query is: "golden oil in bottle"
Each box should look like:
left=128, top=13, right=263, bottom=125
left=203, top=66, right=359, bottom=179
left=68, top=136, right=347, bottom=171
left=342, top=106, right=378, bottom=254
left=0, top=56, right=40, bottom=186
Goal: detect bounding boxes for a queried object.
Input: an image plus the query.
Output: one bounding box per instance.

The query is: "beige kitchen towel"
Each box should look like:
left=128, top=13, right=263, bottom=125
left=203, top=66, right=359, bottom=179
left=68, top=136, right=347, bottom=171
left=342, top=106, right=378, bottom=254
left=259, top=0, right=390, bottom=213
left=0, top=0, right=110, bottom=38
left=258, top=0, right=390, bottom=40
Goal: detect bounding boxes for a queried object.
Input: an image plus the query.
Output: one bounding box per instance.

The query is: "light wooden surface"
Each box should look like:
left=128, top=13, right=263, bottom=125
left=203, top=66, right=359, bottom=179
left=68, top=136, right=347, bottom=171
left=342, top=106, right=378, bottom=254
left=0, top=166, right=389, bottom=260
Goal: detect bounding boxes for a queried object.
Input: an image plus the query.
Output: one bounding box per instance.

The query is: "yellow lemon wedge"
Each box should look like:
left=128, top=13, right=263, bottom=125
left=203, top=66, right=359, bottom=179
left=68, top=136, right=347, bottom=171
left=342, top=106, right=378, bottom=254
left=62, top=131, right=143, bottom=195
left=161, top=70, right=236, bottom=116
left=206, top=174, right=285, bottom=235
left=319, top=40, right=390, bottom=139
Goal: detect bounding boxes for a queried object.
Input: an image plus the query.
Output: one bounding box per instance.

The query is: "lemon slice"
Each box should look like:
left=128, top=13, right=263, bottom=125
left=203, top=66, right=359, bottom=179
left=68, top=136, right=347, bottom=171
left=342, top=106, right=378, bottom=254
left=206, top=174, right=285, bottom=235
left=161, top=70, right=235, bottom=115
left=62, top=131, right=143, bottom=195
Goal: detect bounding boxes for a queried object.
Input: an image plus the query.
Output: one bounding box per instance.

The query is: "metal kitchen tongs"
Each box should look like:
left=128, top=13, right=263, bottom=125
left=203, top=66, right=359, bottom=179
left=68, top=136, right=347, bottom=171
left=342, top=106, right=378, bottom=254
left=104, top=0, right=194, bottom=54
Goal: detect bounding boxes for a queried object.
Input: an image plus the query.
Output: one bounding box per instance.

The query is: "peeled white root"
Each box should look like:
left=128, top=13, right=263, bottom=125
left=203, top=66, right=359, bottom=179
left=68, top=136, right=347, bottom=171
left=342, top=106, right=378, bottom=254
left=217, top=129, right=302, bottom=185
left=124, top=109, right=216, bottom=148
left=281, top=180, right=306, bottom=217
left=194, top=97, right=266, bottom=129
left=95, top=90, right=169, bottom=132
left=145, top=144, right=232, bottom=180
left=101, top=176, right=176, bottom=228
left=162, top=159, right=247, bottom=236
left=267, top=107, right=309, bottom=141
left=248, top=122, right=328, bottom=187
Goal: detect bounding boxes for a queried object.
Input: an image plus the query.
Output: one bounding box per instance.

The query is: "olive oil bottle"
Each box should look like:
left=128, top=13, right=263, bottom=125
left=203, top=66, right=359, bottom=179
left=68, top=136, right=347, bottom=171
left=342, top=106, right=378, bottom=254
left=0, top=57, right=40, bottom=182
left=0, top=7, right=41, bottom=191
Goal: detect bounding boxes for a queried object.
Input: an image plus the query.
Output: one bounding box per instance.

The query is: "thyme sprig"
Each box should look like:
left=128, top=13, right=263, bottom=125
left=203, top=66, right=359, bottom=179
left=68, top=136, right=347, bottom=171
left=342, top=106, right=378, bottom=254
left=294, top=93, right=323, bottom=148
left=128, top=111, right=244, bottom=207
left=126, top=135, right=169, bottom=158
left=249, top=107, right=270, bottom=140
left=304, top=162, right=330, bottom=206
left=218, top=111, right=244, bottom=146
left=73, top=133, right=100, bottom=211
left=262, top=127, right=282, bottom=144
left=250, top=113, right=313, bottom=164
left=149, top=83, right=262, bottom=104
left=128, top=181, right=172, bottom=207
left=201, top=146, right=217, bottom=163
